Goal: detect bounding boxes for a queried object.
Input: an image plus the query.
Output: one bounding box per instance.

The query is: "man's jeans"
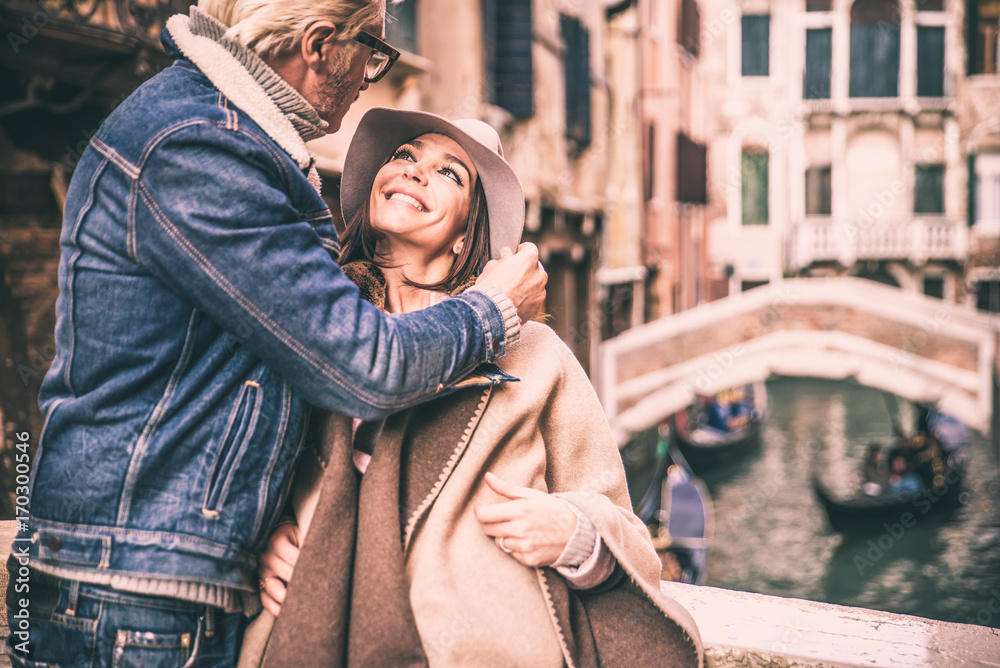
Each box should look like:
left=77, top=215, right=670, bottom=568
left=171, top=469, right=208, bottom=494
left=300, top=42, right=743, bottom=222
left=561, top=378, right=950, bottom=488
left=5, top=568, right=246, bottom=667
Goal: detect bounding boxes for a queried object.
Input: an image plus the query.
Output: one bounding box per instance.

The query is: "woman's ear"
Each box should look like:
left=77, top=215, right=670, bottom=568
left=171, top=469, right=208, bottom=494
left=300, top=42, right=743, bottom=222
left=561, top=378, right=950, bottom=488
left=301, top=20, right=340, bottom=71
left=452, top=237, right=466, bottom=256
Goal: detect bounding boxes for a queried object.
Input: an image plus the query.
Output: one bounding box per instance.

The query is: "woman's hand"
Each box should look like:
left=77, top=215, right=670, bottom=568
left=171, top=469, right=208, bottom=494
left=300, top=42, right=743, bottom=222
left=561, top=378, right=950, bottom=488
left=474, top=472, right=577, bottom=567
left=257, top=522, right=302, bottom=617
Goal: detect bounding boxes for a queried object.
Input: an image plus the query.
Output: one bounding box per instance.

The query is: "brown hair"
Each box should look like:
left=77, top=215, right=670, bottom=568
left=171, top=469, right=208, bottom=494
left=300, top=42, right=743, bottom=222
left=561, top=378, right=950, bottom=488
left=338, top=175, right=492, bottom=294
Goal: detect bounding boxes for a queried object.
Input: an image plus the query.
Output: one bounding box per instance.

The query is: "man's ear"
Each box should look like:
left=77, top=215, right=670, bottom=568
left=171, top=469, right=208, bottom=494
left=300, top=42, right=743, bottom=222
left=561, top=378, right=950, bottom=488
left=300, top=20, right=340, bottom=71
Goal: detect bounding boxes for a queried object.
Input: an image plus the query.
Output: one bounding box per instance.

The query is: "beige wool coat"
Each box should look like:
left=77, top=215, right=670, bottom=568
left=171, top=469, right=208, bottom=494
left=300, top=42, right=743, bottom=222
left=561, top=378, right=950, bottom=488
left=400, top=321, right=702, bottom=666
left=249, top=320, right=702, bottom=666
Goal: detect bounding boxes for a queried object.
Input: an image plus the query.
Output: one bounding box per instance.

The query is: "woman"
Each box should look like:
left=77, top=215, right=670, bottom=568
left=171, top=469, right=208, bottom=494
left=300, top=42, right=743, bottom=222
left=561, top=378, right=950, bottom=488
left=243, top=108, right=702, bottom=667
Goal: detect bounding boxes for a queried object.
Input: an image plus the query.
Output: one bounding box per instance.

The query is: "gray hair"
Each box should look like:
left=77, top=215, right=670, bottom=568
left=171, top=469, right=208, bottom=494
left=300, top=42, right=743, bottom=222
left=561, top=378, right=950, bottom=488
left=197, top=0, right=386, bottom=61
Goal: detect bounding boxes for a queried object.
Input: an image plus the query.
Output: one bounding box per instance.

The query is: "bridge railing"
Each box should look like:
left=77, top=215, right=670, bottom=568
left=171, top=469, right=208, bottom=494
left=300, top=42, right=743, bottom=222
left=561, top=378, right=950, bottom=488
left=790, top=216, right=968, bottom=269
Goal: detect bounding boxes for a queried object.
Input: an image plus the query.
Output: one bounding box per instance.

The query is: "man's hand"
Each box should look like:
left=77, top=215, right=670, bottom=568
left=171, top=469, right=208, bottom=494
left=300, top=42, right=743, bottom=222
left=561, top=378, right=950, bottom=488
left=476, top=242, right=547, bottom=324
left=257, top=522, right=302, bottom=617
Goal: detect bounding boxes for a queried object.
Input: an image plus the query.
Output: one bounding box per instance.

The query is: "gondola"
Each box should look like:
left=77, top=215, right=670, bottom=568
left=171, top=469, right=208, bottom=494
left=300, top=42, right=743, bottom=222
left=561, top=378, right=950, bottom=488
left=673, top=381, right=768, bottom=470
left=635, top=427, right=713, bottom=584
left=812, top=413, right=970, bottom=533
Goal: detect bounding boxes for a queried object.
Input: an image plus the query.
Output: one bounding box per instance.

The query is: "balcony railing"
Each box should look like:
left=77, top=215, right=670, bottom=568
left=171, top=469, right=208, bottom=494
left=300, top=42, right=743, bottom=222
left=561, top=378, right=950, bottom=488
left=0, top=0, right=193, bottom=49
left=790, top=216, right=968, bottom=269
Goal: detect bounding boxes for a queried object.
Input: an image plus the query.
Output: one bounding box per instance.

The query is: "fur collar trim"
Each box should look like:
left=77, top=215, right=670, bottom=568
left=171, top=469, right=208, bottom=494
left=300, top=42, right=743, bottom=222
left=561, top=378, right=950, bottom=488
left=341, top=260, right=477, bottom=312
left=165, top=7, right=323, bottom=192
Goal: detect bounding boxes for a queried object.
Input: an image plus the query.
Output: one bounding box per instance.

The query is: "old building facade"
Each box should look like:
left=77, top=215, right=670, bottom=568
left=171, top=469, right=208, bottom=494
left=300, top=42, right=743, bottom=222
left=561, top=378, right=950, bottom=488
left=697, top=0, right=998, bottom=310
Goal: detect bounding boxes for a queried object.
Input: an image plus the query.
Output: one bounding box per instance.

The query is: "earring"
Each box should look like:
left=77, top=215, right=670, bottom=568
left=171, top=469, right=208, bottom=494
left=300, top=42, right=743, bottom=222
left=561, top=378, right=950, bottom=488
left=453, top=240, right=464, bottom=255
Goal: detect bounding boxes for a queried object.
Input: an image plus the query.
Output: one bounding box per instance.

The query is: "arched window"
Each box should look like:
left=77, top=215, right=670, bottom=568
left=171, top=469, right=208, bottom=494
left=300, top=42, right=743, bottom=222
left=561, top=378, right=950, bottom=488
left=849, top=0, right=900, bottom=97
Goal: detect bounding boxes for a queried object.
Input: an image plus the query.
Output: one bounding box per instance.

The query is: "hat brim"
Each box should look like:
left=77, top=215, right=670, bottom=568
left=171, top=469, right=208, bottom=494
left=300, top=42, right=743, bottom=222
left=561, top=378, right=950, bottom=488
left=341, top=107, right=524, bottom=261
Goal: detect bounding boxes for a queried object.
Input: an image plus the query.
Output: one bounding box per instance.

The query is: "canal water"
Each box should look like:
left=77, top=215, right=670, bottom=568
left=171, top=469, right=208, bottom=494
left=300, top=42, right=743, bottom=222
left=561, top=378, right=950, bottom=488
left=622, top=376, right=1000, bottom=628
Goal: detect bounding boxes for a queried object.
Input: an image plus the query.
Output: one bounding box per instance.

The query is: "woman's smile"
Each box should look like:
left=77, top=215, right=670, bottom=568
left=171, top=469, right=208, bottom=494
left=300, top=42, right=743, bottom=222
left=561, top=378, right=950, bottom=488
left=384, top=190, right=427, bottom=212
left=369, top=133, right=478, bottom=260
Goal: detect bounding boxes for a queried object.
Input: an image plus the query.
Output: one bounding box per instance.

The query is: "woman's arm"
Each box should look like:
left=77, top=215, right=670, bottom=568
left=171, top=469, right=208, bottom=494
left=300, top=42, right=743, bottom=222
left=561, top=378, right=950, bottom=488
left=473, top=324, right=657, bottom=588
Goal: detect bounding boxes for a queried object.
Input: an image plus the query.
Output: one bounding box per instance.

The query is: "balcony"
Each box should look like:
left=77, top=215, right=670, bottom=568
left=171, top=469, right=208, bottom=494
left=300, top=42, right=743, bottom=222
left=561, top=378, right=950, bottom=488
left=790, top=216, right=968, bottom=269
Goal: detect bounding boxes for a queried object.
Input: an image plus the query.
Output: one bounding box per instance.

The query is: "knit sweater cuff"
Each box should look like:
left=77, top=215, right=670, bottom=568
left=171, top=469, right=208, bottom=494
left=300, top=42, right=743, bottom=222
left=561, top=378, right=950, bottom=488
left=553, top=502, right=597, bottom=567
left=465, top=285, right=521, bottom=349
left=553, top=501, right=618, bottom=589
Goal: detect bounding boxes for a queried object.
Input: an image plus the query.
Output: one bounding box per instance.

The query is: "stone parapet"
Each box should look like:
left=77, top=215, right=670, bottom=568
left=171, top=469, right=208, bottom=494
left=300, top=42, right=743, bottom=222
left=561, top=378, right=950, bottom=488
left=661, top=581, right=1000, bottom=668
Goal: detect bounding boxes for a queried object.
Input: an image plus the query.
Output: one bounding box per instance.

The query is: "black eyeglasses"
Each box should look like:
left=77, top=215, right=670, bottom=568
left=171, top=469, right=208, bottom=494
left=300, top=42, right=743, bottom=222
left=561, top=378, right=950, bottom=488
left=353, top=31, right=400, bottom=83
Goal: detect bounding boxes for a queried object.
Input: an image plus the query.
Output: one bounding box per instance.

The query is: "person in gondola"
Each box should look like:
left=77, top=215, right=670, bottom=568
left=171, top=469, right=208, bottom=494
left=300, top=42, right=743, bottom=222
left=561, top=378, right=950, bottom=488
left=704, top=395, right=730, bottom=432
left=862, top=443, right=890, bottom=495
left=887, top=453, right=923, bottom=496
left=240, top=109, right=702, bottom=667
left=911, top=433, right=945, bottom=489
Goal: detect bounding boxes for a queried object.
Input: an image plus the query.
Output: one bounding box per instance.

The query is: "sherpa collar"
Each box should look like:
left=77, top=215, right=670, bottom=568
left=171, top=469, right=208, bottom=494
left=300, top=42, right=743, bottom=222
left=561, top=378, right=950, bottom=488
left=165, top=6, right=325, bottom=192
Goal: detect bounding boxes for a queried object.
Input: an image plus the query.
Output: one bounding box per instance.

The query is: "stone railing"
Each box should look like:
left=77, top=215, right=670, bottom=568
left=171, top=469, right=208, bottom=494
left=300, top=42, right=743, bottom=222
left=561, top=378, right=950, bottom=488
left=791, top=215, right=968, bottom=269
left=661, top=580, right=1000, bottom=667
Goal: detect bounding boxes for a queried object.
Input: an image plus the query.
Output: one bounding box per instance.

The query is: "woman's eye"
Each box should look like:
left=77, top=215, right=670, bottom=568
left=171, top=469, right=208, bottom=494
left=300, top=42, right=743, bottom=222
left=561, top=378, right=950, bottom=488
left=392, top=148, right=415, bottom=161
left=441, top=167, right=463, bottom=186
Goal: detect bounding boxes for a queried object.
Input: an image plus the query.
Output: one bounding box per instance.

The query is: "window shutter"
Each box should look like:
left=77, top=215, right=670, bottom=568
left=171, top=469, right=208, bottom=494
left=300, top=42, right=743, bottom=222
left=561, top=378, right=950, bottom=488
left=677, top=133, right=708, bottom=204
left=561, top=14, right=591, bottom=151
left=679, top=0, right=700, bottom=57
left=968, top=153, right=977, bottom=227
left=484, top=0, right=534, bottom=118
left=742, top=150, right=769, bottom=225
left=805, top=28, right=832, bottom=99
left=917, top=26, right=945, bottom=97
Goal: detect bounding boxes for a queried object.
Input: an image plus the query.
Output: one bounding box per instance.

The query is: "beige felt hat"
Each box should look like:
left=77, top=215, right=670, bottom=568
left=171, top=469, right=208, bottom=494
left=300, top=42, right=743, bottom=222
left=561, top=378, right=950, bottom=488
left=341, top=107, right=524, bottom=260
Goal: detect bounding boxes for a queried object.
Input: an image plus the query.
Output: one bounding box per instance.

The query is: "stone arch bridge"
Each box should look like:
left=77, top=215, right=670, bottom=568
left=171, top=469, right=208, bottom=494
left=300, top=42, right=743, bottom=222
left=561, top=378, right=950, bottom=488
left=596, top=278, right=1000, bottom=449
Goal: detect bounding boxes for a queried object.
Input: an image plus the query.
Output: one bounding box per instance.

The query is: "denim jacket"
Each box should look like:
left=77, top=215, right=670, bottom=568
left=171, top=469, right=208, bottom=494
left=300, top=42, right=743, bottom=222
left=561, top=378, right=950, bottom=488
left=24, top=37, right=513, bottom=592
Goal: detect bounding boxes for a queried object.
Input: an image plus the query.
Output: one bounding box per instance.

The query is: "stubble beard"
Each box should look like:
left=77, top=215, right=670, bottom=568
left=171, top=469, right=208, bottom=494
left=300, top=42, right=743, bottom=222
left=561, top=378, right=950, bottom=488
left=312, top=45, right=360, bottom=126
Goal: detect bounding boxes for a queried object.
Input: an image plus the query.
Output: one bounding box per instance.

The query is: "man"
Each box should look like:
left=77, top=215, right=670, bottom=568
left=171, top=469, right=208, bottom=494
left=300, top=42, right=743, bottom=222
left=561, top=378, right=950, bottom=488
left=7, top=1, right=545, bottom=665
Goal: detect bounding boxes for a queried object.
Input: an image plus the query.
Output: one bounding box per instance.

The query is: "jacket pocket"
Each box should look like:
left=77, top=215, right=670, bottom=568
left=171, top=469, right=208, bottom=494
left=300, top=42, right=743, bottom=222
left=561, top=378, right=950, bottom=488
left=202, top=380, right=261, bottom=515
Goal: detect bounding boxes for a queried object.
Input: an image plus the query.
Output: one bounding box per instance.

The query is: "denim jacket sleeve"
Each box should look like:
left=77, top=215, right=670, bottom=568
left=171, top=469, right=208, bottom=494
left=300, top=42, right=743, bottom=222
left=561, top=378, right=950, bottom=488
left=132, top=121, right=507, bottom=419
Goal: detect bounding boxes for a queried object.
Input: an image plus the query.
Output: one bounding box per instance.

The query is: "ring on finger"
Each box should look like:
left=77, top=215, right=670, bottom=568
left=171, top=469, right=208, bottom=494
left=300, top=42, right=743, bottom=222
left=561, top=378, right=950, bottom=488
left=498, top=536, right=512, bottom=554
left=259, top=576, right=273, bottom=590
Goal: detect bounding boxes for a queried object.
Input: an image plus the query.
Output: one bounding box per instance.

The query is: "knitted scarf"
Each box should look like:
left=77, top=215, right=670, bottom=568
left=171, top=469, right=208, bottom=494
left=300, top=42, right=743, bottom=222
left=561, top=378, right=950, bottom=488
left=165, top=6, right=326, bottom=192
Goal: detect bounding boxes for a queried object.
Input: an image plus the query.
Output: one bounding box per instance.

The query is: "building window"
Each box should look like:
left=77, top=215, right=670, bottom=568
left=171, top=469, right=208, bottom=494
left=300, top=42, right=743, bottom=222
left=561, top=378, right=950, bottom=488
left=974, top=153, right=1000, bottom=232
left=850, top=0, right=900, bottom=97
left=807, top=0, right=833, bottom=10
left=917, top=26, right=946, bottom=96
left=601, top=282, right=634, bottom=340
left=679, top=0, right=700, bottom=57
left=742, top=14, right=770, bottom=76
left=806, top=165, right=832, bottom=215
left=386, top=0, right=417, bottom=54
left=644, top=122, right=655, bottom=202
left=914, top=164, right=945, bottom=213
left=804, top=28, right=832, bottom=99
left=968, top=0, right=1000, bottom=74
left=560, top=14, right=591, bottom=151
left=483, top=0, right=534, bottom=118
left=923, top=275, right=945, bottom=299
left=741, top=280, right=769, bottom=291
left=677, top=133, right=707, bottom=204
left=742, top=149, right=769, bottom=225
left=974, top=279, right=1000, bottom=312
